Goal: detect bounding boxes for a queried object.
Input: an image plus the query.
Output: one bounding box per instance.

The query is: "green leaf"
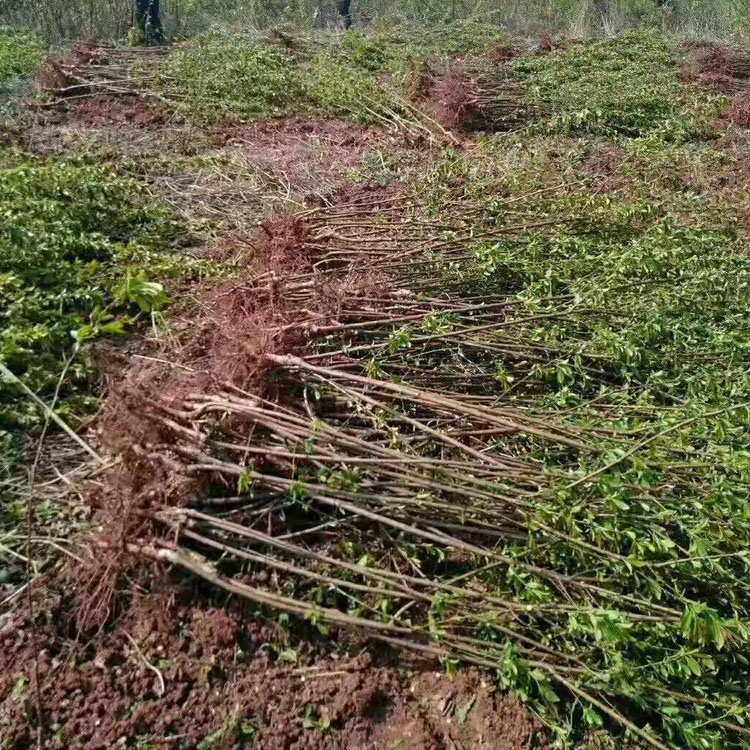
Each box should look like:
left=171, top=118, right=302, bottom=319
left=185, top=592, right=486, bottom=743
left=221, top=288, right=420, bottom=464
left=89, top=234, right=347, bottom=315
left=583, top=707, right=603, bottom=728
left=277, top=648, right=298, bottom=663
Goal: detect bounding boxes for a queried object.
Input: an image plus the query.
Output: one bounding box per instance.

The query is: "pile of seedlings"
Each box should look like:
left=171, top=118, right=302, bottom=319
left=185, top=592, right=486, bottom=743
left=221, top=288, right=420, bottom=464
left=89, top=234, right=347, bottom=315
left=30, top=35, right=454, bottom=142
left=686, top=42, right=750, bottom=80
left=35, top=41, right=168, bottom=104
left=31, top=34, right=541, bottom=140
left=429, top=59, right=541, bottom=132
left=93, top=174, right=750, bottom=750
left=9, top=27, right=750, bottom=748
left=680, top=40, right=750, bottom=94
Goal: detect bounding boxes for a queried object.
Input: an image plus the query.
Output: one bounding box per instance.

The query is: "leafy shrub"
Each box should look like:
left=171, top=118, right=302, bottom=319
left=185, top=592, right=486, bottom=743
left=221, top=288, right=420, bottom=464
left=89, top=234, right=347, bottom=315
left=0, top=160, right=187, bottom=446
left=374, top=20, right=509, bottom=59
left=472, top=196, right=749, bottom=404
left=0, top=27, right=43, bottom=91
left=301, top=52, right=398, bottom=123
left=166, top=34, right=406, bottom=126
left=168, top=35, right=303, bottom=122
left=514, top=32, right=713, bottom=139
left=339, top=31, right=393, bottom=71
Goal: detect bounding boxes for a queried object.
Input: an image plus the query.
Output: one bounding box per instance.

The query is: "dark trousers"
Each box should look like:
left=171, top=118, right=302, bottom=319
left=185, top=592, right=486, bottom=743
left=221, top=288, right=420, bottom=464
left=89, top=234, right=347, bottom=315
left=337, top=0, right=352, bottom=29
left=136, top=0, right=164, bottom=42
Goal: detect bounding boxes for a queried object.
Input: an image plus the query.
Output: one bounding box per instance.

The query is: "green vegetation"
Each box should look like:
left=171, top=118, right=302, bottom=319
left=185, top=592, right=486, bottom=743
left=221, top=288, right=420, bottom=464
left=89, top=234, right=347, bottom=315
left=5, top=11, right=750, bottom=750
left=0, top=27, right=42, bottom=92
left=168, top=36, right=302, bottom=121
left=150, top=29, right=728, bottom=137
left=251, top=144, right=750, bottom=746
left=4, top=0, right=750, bottom=47
left=133, top=31, right=750, bottom=750
left=166, top=32, right=408, bottom=124
left=397, top=138, right=750, bottom=747
left=0, top=160, right=200, bottom=479
left=516, top=32, right=702, bottom=137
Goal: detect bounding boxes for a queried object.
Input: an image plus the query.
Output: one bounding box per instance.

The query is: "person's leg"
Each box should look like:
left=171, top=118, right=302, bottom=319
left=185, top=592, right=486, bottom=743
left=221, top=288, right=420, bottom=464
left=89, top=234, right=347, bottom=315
left=148, top=0, right=164, bottom=42
left=135, top=0, right=148, bottom=36
left=593, top=0, right=609, bottom=25
left=136, top=0, right=164, bottom=43
left=337, top=0, right=352, bottom=29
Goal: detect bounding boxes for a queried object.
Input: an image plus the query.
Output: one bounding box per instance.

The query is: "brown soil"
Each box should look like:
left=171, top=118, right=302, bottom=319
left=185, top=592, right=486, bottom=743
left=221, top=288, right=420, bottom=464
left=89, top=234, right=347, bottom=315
left=71, top=95, right=166, bottom=128
left=207, top=117, right=399, bottom=205
left=723, top=92, right=750, bottom=128
left=0, top=575, right=546, bottom=750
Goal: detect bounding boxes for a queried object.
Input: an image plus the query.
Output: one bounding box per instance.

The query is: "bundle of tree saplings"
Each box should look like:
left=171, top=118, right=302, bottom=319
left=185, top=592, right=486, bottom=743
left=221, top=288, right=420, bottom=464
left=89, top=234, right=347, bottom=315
left=107, top=188, right=750, bottom=750
left=431, top=59, right=542, bottom=132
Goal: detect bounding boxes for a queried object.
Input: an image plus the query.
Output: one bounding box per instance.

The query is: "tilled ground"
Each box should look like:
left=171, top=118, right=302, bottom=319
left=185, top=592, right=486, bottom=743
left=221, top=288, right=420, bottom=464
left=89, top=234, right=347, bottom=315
left=0, top=574, right=545, bottom=749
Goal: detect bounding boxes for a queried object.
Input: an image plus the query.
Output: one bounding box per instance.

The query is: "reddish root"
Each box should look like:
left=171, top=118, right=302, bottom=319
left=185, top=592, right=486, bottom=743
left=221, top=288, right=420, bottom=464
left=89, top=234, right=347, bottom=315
left=724, top=93, right=750, bottom=127
left=487, top=43, right=516, bottom=65
left=681, top=43, right=750, bottom=93
left=251, top=216, right=317, bottom=274
left=193, top=280, right=308, bottom=390
left=83, top=207, right=401, bottom=627
left=690, top=44, right=736, bottom=77
left=37, top=41, right=107, bottom=94
left=430, top=62, right=480, bottom=131
left=535, top=32, right=559, bottom=55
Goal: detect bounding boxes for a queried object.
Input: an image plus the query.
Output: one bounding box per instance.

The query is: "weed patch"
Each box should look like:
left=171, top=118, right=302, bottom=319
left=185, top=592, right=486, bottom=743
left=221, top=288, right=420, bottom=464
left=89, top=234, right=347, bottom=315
left=515, top=32, right=718, bottom=140
left=0, top=27, right=43, bottom=92
left=0, top=159, right=202, bottom=480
